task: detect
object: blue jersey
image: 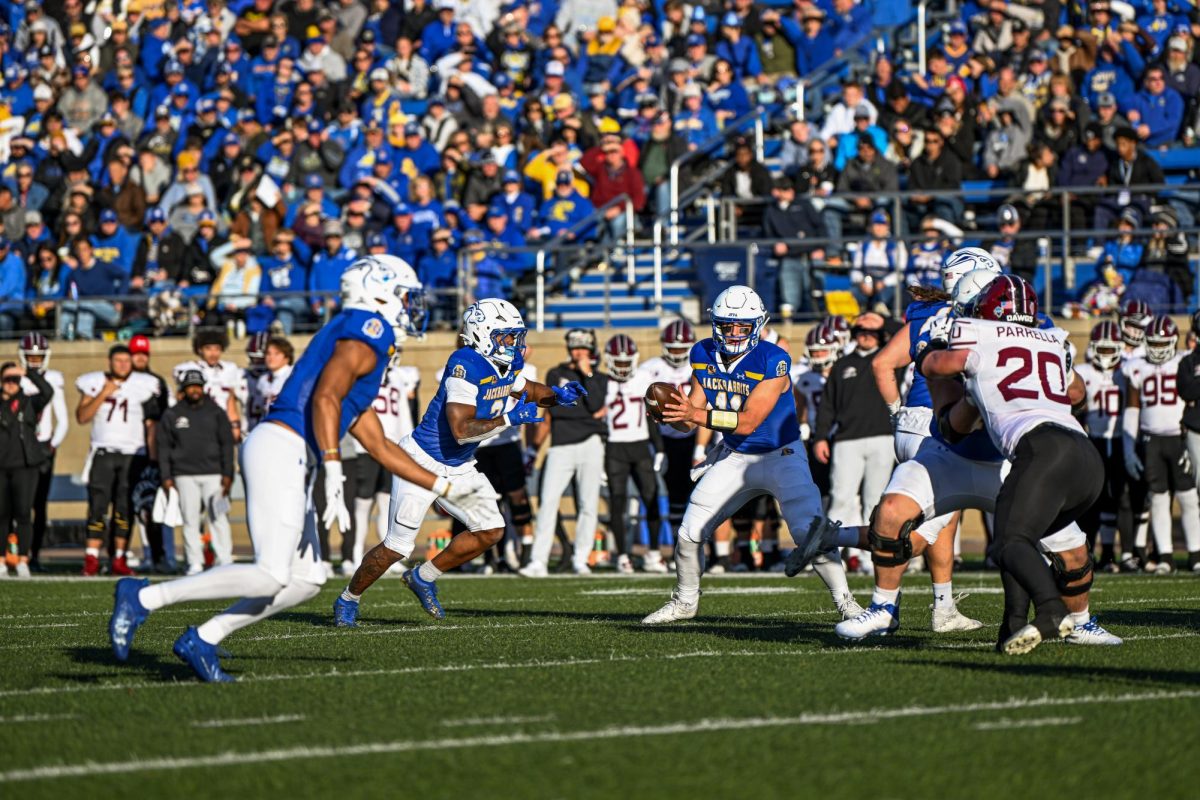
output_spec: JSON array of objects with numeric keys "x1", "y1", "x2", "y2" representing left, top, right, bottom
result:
[
  {"x1": 904, "y1": 299, "x2": 950, "y2": 410},
  {"x1": 690, "y1": 339, "x2": 798, "y2": 454},
  {"x1": 264, "y1": 309, "x2": 395, "y2": 453},
  {"x1": 412, "y1": 347, "x2": 527, "y2": 467}
]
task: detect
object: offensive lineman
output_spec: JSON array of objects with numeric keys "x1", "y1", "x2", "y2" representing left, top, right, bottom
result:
[
  {"x1": 334, "y1": 299, "x2": 588, "y2": 623},
  {"x1": 109, "y1": 256, "x2": 491, "y2": 682},
  {"x1": 643, "y1": 285, "x2": 859, "y2": 624},
  {"x1": 18, "y1": 334, "x2": 68, "y2": 571}
]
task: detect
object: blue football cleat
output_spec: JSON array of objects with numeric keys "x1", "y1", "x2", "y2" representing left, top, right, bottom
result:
[
  {"x1": 402, "y1": 568, "x2": 445, "y2": 619},
  {"x1": 333, "y1": 595, "x2": 359, "y2": 627},
  {"x1": 173, "y1": 627, "x2": 235, "y2": 683},
  {"x1": 109, "y1": 577, "x2": 150, "y2": 662}
]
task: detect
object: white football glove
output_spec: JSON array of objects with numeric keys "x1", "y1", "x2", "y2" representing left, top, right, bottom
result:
[
  {"x1": 926, "y1": 314, "x2": 953, "y2": 344},
  {"x1": 321, "y1": 460, "x2": 352, "y2": 532},
  {"x1": 435, "y1": 474, "x2": 501, "y2": 529},
  {"x1": 653, "y1": 451, "x2": 666, "y2": 473}
]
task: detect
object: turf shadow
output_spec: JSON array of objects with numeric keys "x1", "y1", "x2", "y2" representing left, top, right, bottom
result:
[
  {"x1": 903, "y1": 657, "x2": 1200, "y2": 689},
  {"x1": 626, "y1": 618, "x2": 904, "y2": 649},
  {"x1": 61, "y1": 645, "x2": 198, "y2": 682},
  {"x1": 1095, "y1": 608, "x2": 1200, "y2": 633},
  {"x1": 442, "y1": 607, "x2": 647, "y2": 624}
]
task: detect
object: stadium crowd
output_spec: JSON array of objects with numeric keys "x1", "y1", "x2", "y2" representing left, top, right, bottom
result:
[{"x1": 0, "y1": 0, "x2": 1196, "y2": 339}]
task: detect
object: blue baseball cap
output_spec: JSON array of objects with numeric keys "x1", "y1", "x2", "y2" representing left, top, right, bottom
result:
[
  {"x1": 366, "y1": 232, "x2": 386, "y2": 248},
  {"x1": 503, "y1": 169, "x2": 520, "y2": 183},
  {"x1": 686, "y1": 33, "x2": 706, "y2": 47},
  {"x1": 197, "y1": 97, "x2": 215, "y2": 114},
  {"x1": 392, "y1": 202, "x2": 411, "y2": 216},
  {"x1": 172, "y1": 84, "x2": 191, "y2": 97},
  {"x1": 721, "y1": 12, "x2": 741, "y2": 27},
  {"x1": 165, "y1": 59, "x2": 184, "y2": 75},
  {"x1": 222, "y1": 131, "x2": 240, "y2": 147},
  {"x1": 691, "y1": 7, "x2": 706, "y2": 21},
  {"x1": 0, "y1": 236, "x2": 10, "y2": 250},
  {"x1": 99, "y1": 209, "x2": 118, "y2": 224},
  {"x1": 948, "y1": 20, "x2": 967, "y2": 35},
  {"x1": 304, "y1": 173, "x2": 323, "y2": 189},
  {"x1": 4, "y1": 64, "x2": 25, "y2": 82},
  {"x1": 197, "y1": 210, "x2": 216, "y2": 224},
  {"x1": 145, "y1": 208, "x2": 167, "y2": 224},
  {"x1": 555, "y1": 171, "x2": 573, "y2": 186},
  {"x1": 374, "y1": 147, "x2": 392, "y2": 164},
  {"x1": 493, "y1": 73, "x2": 512, "y2": 90},
  {"x1": 870, "y1": 209, "x2": 890, "y2": 225},
  {"x1": 487, "y1": 203, "x2": 507, "y2": 218},
  {"x1": 403, "y1": 120, "x2": 422, "y2": 136},
  {"x1": 307, "y1": 118, "x2": 323, "y2": 133}
]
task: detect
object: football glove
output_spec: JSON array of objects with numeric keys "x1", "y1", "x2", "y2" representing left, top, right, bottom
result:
[
  {"x1": 926, "y1": 314, "x2": 953, "y2": 345},
  {"x1": 551, "y1": 381, "x2": 588, "y2": 406},
  {"x1": 320, "y1": 460, "x2": 352, "y2": 532},
  {"x1": 505, "y1": 393, "x2": 544, "y2": 425},
  {"x1": 653, "y1": 451, "x2": 666, "y2": 473}
]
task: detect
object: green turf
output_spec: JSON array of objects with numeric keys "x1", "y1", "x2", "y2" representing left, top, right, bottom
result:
[{"x1": 1, "y1": 570, "x2": 1198, "y2": 799}]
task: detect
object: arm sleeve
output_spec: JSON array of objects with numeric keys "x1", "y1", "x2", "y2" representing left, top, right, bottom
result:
[
  {"x1": 25, "y1": 369, "x2": 53, "y2": 415},
  {"x1": 158, "y1": 413, "x2": 176, "y2": 481},
  {"x1": 813, "y1": 366, "x2": 838, "y2": 441}
]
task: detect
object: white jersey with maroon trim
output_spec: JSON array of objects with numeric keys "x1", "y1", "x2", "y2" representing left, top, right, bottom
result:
[
  {"x1": 1126, "y1": 354, "x2": 1185, "y2": 436},
  {"x1": 172, "y1": 359, "x2": 244, "y2": 414},
  {"x1": 1120, "y1": 345, "x2": 1146, "y2": 381},
  {"x1": 21, "y1": 368, "x2": 68, "y2": 446},
  {"x1": 75, "y1": 371, "x2": 162, "y2": 454},
  {"x1": 255, "y1": 364, "x2": 293, "y2": 422},
  {"x1": 950, "y1": 318, "x2": 1083, "y2": 457},
  {"x1": 639, "y1": 355, "x2": 692, "y2": 439},
  {"x1": 791, "y1": 366, "x2": 826, "y2": 426},
  {"x1": 1075, "y1": 362, "x2": 1124, "y2": 439},
  {"x1": 243, "y1": 365, "x2": 270, "y2": 430},
  {"x1": 606, "y1": 369, "x2": 653, "y2": 444}
]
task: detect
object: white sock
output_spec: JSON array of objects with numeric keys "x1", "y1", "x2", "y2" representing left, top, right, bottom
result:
[
  {"x1": 417, "y1": 561, "x2": 443, "y2": 582},
  {"x1": 353, "y1": 497, "x2": 373, "y2": 562},
  {"x1": 340, "y1": 587, "x2": 360, "y2": 603},
  {"x1": 1135, "y1": 518, "x2": 1150, "y2": 548},
  {"x1": 673, "y1": 538, "x2": 702, "y2": 604},
  {"x1": 1177, "y1": 489, "x2": 1200, "y2": 551},
  {"x1": 1150, "y1": 492, "x2": 1174, "y2": 556},
  {"x1": 1069, "y1": 606, "x2": 1090, "y2": 627},
  {"x1": 812, "y1": 551, "x2": 850, "y2": 602},
  {"x1": 714, "y1": 540, "x2": 731, "y2": 557},
  {"x1": 835, "y1": 525, "x2": 862, "y2": 548},
  {"x1": 138, "y1": 564, "x2": 283, "y2": 612},
  {"x1": 871, "y1": 586, "x2": 900, "y2": 607},
  {"x1": 86, "y1": 546, "x2": 99, "y2": 558},
  {"x1": 932, "y1": 581, "x2": 954, "y2": 610},
  {"x1": 195, "y1": 579, "x2": 322, "y2": 646}
]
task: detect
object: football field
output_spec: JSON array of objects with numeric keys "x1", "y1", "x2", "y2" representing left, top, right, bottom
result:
[{"x1": 1, "y1": 570, "x2": 1198, "y2": 799}]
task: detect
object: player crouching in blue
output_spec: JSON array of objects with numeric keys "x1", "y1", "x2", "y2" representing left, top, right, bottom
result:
[
  {"x1": 334, "y1": 299, "x2": 587, "y2": 626},
  {"x1": 643, "y1": 286, "x2": 862, "y2": 624},
  {"x1": 109, "y1": 256, "x2": 493, "y2": 682}
]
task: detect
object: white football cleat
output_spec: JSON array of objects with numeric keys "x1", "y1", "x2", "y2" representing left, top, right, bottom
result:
[
  {"x1": 1065, "y1": 616, "x2": 1123, "y2": 646},
  {"x1": 573, "y1": 563, "x2": 592, "y2": 576},
  {"x1": 835, "y1": 591, "x2": 865, "y2": 621},
  {"x1": 616, "y1": 554, "x2": 634, "y2": 574},
  {"x1": 518, "y1": 561, "x2": 549, "y2": 578},
  {"x1": 1001, "y1": 616, "x2": 1073, "y2": 655},
  {"x1": 641, "y1": 551, "x2": 669, "y2": 574},
  {"x1": 835, "y1": 596, "x2": 899, "y2": 640},
  {"x1": 930, "y1": 594, "x2": 984, "y2": 633},
  {"x1": 14, "y1": 562, "x2": 31, "y2": 579},
  {"x1": 185, "y1": 563, "x2": 204, "y2": 576},
  {"x1": 339, "y1": 560, "x2": 357, "y2": 577},
  {"x1": 322, "y1": 561, "x2": 335, "y2": 579},
  {"x1": 641, "y1": 591, "x2": 699, "y2": 625}
]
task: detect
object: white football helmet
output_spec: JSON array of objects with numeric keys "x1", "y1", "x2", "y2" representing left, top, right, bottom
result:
[
  {"x1": 951, "y1": 268, "x2": 1001, "y2": 316},
  {"x1": 710, "y1": 285, "x2": 768, "y2": 356},
  {"x1": 941, "y1": 247, "x2": 1000, "y2": 293},
  {"x1": 341, "y1": 254, "x2": 426, "y2": 341},
  {"x1": 462, "y1": 298, "x2": 527, "y2": 368}
]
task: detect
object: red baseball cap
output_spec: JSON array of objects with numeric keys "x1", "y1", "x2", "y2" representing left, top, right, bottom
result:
[{"x1": 129, "y1": 334, "x2": 151, "y2": 354}]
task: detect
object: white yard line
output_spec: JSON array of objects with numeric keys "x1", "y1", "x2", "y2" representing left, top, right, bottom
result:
[
  {"x1": 191, "y1": 715, "x2": 306, "y2": 729},
  {"x1": 440, "y1": 714, "x2": 556, "y2": 728},
  {"x1": 0, "y1": 714, "x2": 78, "y2": 724},
  {"x1": 580, "y1": 587, "x2": 796, "y2": 596},
  {"x1": 972, "y1": 716, "x2": 1082, "y2": 731},
  {"x1": 3, "y1": 688, "x2": 1198, "y2": 783}
]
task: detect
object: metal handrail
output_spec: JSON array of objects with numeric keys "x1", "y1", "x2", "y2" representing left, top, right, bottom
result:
[
  {"x1": 668, "y1": 107, "x2": 766, "y2": 246},
  {"x1": 917, "y1": 1, "x2": 928, "y2": 74}
]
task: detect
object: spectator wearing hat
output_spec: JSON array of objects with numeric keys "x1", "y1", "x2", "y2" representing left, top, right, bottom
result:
[
  {"x1": 396, "y1": 120, "x2": 441, "y2": 177},
  {"x1": 989, "y1": 203, "x2": 1039, "y2": 281},
  {"x1": 159, "y1": 368, "x2": 236, "y2": 575},
  {"x1": 158, "y1": 152, "x2": 218, "y2": 217},
  {"x1": 59, "y1": 236, "x2": 126, "y2": 339},
  {"x1": 207, "y1": 133, "x2": 246, "y2": 206},
  {"x1": 133, "y1": 208, "x2": 184, "y2": 293},
  {"x1": 850, "y1": 210, "x2": 905, "y2": 310},
  {"x1": 166, "y1": 183, "x2": 213, "y2": 245},
  {"x1": 493, "y1": 169, "x2": 538, "y2": 229},
  {"x1": 309, "y1": 219, "x2": 357, "y2": 316},
  {"x1": 672, "y1": 83, "x2": 718, "y2": 149},
  {"x1": 417, "y1": 227, "x2": 458, "y2": 319},
  {"x1": 292, "y1": 121, "x2": 346, "y2": 190},
  {"x1": 833, "y1": 107, "x2": 888, "y2": 172},
  {"x1": 0, "y1": 238, "x2": 24, "y2": 334},
  {"x1": 762, "y1": 175, "x2": 826, "y2": 317},
  {"x1": 91, "y1": 209, "x2": 137, "y2": 277},
  {"x1": 3, "y1": 65, "x2": 33, "y2": 118},
  {"x1": 461, "y1": 150, "x2": 504, "y2": 221},
  {"x1": 260, "y1": 231, "x2": 309, "y2": 334},
  {"x1": 681, "y1": 32, "x2": 717, "y2": 84},
  {"x1": 1095, "y1": 207, "x2": 1146, "y2": 289},
  {"x1": 208, "y1": 235, "x2": 262, "y2": 323},
  {"x1": 1127, "y1": 66, "x2": 1184, "y2": 149},
  {"x1": 1137, "y1": 207, "x2": 1192, "y2": 303},
  {"x1": 715, "y1": 12, "x2": 761, "y2": 81},
  {"x1": 585, "y1": 136, "x2": 646, "y2": 243},
  {"x1": 10, "y1": 161, "x2": 48, "y2": 219},
  {"x1": 1092, "y1": 91, "x2": 1130, "y2": 150},
  {"x1": 299, "y1": 32, "x2": 348, "y2": 82},
  {"x1": 532, "y1": 170, "x2": 596, "y2": 240},
  {"x1": 385, "y1": 202, "x2": 426, "y2": 265},
  {"x1": 58, "y1": 64, "x2": 108, "y2": 133},
  {"x1": 176, "y1": 210, "x2": 223, "y2": 296},
  {"x1": 339, "y1": 122, "x2": 393, "y2": 188},
  {"x1": 835, "y1": 133, "x2": 898, "y2": 229},
  {"x1": 1058, "y1": 121, "x2": 1109, "y2": 235},
  {"x1": 15, "y1": 2, "x2": 65, "y2": 53},
  {"x1": 981, "y1": 97, "x2": 1031, "y2": 181},
  {"x1": 15, "y1": 210, "x2": 50, "y2": 277},
  {"x1": 138, "y1": 16, "x2": 174, "y2": 84},
  {"x1": 754, "y1": 9, "x2": 797, "y2": 79},
  {"x1": 483, "y1": 202, "x2": 534, "y2": 276},
  {"x1": 1095, "y1": 125, "x2": 1165, "y2": 230}
]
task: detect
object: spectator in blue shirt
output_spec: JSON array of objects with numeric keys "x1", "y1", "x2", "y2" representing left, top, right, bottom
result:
[
  {"x1": 139, "y1": 17, "x2": 174, "y2": 84},
  {"x1": 339, "y1": 122, "x2": 392, "y2": 189},
  {"x1": 384, "y1": 205, "x2": 427, "y2": 266},
  {"x1": 828, "y1": 0, "x2": 873, "y2": 57},
  {"x1": 534, "y1": 171, "x2": 596, "y2": 240},
  {"x1": 774, "y1": 6, "x2": 834, "y2": 77},
  {"x1": 1137, "y1": 0, "x2": 1189, "y2": 51},
  {"x1": 90, "y1": 210, "x2": 137, "y2": 276},
  {"x1": 1127, "y1": 66, "x2": 1185, "y2": 149},
  {"x1": 1082, "y1": 39, "x2": 1139, "y2": 113},
  {"x1": 706, "y1": 59, "x2": 752, "y2": 127},
  {"x1": 260, "y1": 230, "x2": 309, "y2": 334},
  {"x1": 483, "y1": 203, "x2": 534, "y2": 276},
  {"x1": 493, "y1": 170, "x2": 538, "y2": 230},
  {"x1": 715, "y1": 13, "x2": 762, "y2": 81},
  {"x1": 834, "y1": 107, "x2": 889, "y2": 171},
  {"x1": 307, "y1": 220, "x2": 358, "y2": 317},
  {"x1": 396, "y1": 121, "x2": 441, "y2": 177},
  {"x1": 420, "y1": 1, "x2": 459, "y2": 64},
  {"x1": 417, "y1": 227, "x2": 459, "y2": 322},
  {"x1": 673, "y1": 84, "x2": 719, "y2": 148},
  {"x1": 0, "y1": 238, "x2": 24, "y2": 335},
  {"x1": 59, "y1": 237, "x2": 127, "y2": 340}
]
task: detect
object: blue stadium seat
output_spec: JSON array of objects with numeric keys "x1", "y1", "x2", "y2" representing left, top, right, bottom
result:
[{"x1": 1147, "y1": 148, "x2": 1200, "y2": 173}]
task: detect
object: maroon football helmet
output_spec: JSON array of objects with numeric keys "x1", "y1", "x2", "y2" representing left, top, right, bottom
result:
[
  {"x1": 805, "y1": 322, "x2": 840, "y2": 369},
  {"x1": 969, "y1": 274, "x2": 1038, "y2": 327},
  {"x1": 247, "y1": 331, "x2": 272, "y2": 363},
  {"x1": 18, "y1": 332, "x2": 50, "y2": 369},
  {"x1": 661, "y1": 318, "x2": 695, "y2": 367},
  {"x1": 1144, "y1": 315, "x2": 1178, "y2": 364},
  {"x1": 604, "y1": 334, "x2": 639, "y2": 381},
  {"x1": 821, "y1": 314, "x2": 850, "y2": 349},
  {"x1": 1119, "y1": 299, "x2": 1153, "y2": 347},
  {"x1": 1086, "y1": 320, "x2": 1122, "y2": 370}
]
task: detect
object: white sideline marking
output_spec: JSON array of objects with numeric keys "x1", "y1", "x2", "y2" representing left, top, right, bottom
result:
[
  {"x1": 0, "y1": 648, "x2": 882, "y2": 700},
  {"x1": 5, "y1": 622, "x2": 82, "y2": 630},
  {"x1": 3, "y1": 689, "x2": 1198, "y2": 783},
  {"x1": 581, "y1": 587, "x2": 794, "y2": 597},
  {"x1": 191, "y1": 715, "x2": 306, "y2": 729},
  {"x1": 973, "y1": 716, "x2": 1082, "y2": 731},
  {"x1": 440, "y1": 714, "x2": 555, "y2": 728},
  {"x1": 0, "y1": 714, "x2": 78, "y2": 724}
]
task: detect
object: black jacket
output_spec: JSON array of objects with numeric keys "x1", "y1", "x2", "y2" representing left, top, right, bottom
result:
[
  {"x1": 0, "y1": 369, "x2": 52, "y2": 470},
  {"x1": 158, "y1": 395, "x2": 235, "y2": 480},
  {"x1": 545, "y1": 363, "x2": 609, "y2": 446},
  {"x1": 761, "y1": 199, "x2": 826, "y2": 256},
  {"x1": 1175, "y1": 348, "x2": 1200, "y2": 434},
  {"x1": 813, "y1": 348, "x2": 903, "y2": 443}
]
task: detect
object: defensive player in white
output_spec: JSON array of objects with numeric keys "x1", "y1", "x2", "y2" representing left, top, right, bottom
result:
[
  {"x1": 921, "y1": 275, "x2": 1104, "y2": 654},
  {"x1": 1075, "y1": 321, "x2": 1126, "y2": 571},
  {"x1": 643, "y1": 286, "x2": 860, "y2": 624},
  {"x1": 1123, "y1": 316, "x2": 1200, "y2": 573},
  {"x1": 253, "y1": 335, "x2": 295, "y2": 421},
  {"x1": 173, "y1": 329, "x2": 246, "y2": 440},
  {"x1": 334, "y1": 299, "x2": 587, "y2": 624},
  {"x1": 109, "y1": 256, "x2": 489, "y2": 682},
  {"x1": 18, "y1": 333, "x2": 69, "y2": 572},
  {"x1": 1116, "y1": 298, "x2": 1153, "y2": 569},
  {"x1": 603, "y1": 334, "x2": 666, "y2": 573},
  {"x1": 640, "y1": 319, "x2": 697, "y2": 539},
  {"x1": 242, "y1": 332, "x2": 273, "y2": 431},
  {"x1": 77, "y1": 345, "x2": 163, "y2": 577}
]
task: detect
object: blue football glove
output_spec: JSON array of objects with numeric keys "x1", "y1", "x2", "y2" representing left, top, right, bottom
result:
[
  {"x1": 551, "y1": 381, "x2": 588, "y2": 407},
  {"x1": 505, "y1": 393, "x2": 544, "y2": 426}
]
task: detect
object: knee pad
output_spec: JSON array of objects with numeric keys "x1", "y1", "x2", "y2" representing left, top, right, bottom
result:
[
  {"x1": 382, "y1": 526, "x2": 417, "y2": 558},
  {"x1": 868, "y1": 508, "x2": 922, "y2": 567},
  {"x1": 253, "y1": 564, "x2": 290, "y2": 596},
  {"x1": 509, "y1": 496, "x2": 532, "y2": 527},
  {"x1": 1049, "y1": 551, "x2": 1094, "y2": 596}
]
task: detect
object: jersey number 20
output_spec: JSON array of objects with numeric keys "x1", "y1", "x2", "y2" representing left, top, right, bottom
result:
[{"x1": 996, "y1": 347, "x2": 1070, "y2": 404}]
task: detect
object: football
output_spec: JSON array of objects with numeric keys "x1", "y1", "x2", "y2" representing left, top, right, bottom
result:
[{"x1": 645, "y1": 381, "x2": 691, "y2": 432}]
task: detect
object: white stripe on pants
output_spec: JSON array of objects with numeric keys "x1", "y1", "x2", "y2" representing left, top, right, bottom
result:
[
  {"x1": 531, "y1": 435, "x2": 605, "y2": 569},
  {"x1": 175, "y1": 474, "x2": 233, "y2": 568},
  {"x1": 828, "y1": 435, "x2": 896, "y2": 527}
]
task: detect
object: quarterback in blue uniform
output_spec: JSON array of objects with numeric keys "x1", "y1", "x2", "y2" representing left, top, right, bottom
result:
[
  {"x1": 335, "y1": 298, "x2": 587, "y2": 625},
  {"x1": 109, "y1": 256, "x2": 492, "y2": 682},
  {"x1": 642, "y1": 286, "x2": 859, "y2": 625}
]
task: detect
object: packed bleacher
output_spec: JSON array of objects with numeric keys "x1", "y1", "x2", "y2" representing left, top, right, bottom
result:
[{"x1": 0, "y1": 0, "x2": 1198, "y2": 339}]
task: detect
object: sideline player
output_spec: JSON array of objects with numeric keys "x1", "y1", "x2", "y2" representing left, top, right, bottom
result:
[
  {"x1": 18, "y1": 334, "x2": 68, "y2": 571},
  {"x1": 1123, "y1": 316, "x2": 1200, "y2": 573},
  {"x1": 1075, "y1": 321, "x2": 1125, "y2": 570},
  {"x1": 109, "y1": 256, "x2": 491, "y2": 682},
  {"x1": 792, "y1": 322, "x2": 837, "y2": 506},
  {"x1": 173, "y1": 329, "x2": 245, "y2": 441},
  {"x1": 642, "y1": 286, "x2": 859, "y2": 624},
  {"x1": 1117, "y1": 299, "x2": 1152, "y2": 569},
  {"x1": 242, "y1": 332, "x2": 274, "y2": 431},
  {"x1": 335, "y1": 299, "x2": 587, "y2": 622},
  {"x1": 641, "y1": 319, "x2": 698, "y2": 532},
  {"x1": 921, "y1": 275, "x2": 1104, "y2": 654}
]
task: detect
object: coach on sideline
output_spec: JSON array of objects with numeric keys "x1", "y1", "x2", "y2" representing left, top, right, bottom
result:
[
  {"x1": 158, "y1": 370, "x2": 236, "y2": 575},
  {"x1": 813, "y1": 313, "x2": 903, "y2": 569}
]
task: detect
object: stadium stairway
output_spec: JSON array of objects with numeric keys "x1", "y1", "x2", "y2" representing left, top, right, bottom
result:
[{"x1": 541, "y1": 247, "x2": 698, "y2": 329}]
